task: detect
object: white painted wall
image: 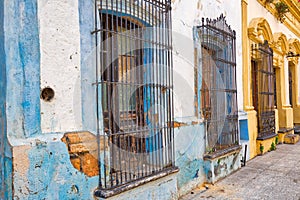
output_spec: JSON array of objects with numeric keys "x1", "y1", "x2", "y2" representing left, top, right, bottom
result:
[
  {"x1": 172, "y1": 0, "x2": 197, "y2": 121},
  {"x1": 248, "y1": 0, "x2": 300, "y2": 106},
  {"x1": 172, "y1": 0, "x2": 243, "y2": 121},
  {"x1": 38, "y1": 0, "x2": 82, "y2": 133},
  {"x1": 37, "y1": 0, "x2": 244, "y2": 131}
]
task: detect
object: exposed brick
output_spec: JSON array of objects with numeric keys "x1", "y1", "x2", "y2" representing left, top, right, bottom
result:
[
  {"x1": 70, "y1": 157, "x2": 81, "y2": 171},
  {"x1": 69, "y1": 143, "x2": 89, "y2": 154},
  {"x1": 80, "y1": 153, "x2": 99, "y2": 177},
  {"x1": 61, "y1": 131, "x2": 108, "y2": 177},
  {"x1": 62, "y1": 132, "x2": 108, "y2": 152},
  {"x1": 65, "y1": 133, "x2": 82, "y2": 144},
  {"x1": 77, "y1": 132, "x2": 96, "y2": 143}
]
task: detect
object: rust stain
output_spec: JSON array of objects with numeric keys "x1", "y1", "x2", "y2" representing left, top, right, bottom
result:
[{"x1": 168, "y1": 121, "x2": 188, "y2": 128}]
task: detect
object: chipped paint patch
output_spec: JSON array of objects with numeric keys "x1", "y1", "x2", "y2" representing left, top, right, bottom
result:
[
  {"x1": 13, "y1": 145, "x2": 30, "y2": 175},
  {"x1": 175, "y1": 124, "x2": 206, "y2": 196},
  {"x1": 204, "y1": 150, "x2": 241, "y2": 184}
]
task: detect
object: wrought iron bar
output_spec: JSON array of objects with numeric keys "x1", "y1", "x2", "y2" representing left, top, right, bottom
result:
[
  {"x1": 251, "y1": 41, "x2": 276, "y2": 139},
  {"x1": 198, "y1": 14, "x2": 239, "y2": 152},
  {"x1": 94, "y1": 0, "x2": 174, "y2": 190}
]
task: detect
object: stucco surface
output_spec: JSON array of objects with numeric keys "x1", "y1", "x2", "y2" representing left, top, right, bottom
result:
[
  {"x1": 174, "y1": 124, "x2": 206, "y2": 196},
  {"x1": 38, "y1": 0, "x2": 82, "y2": 133},
  {"x1": 13, "y1": 141, "x2": 98, "y2": 200},
  {"x1": 2, "y1": 0, "x2": 245, "y2": 199}
]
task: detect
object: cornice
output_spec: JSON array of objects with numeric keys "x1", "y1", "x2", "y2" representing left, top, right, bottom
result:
[{"x1": 257, "y1": 0, "x2": 300, "y2": 38}]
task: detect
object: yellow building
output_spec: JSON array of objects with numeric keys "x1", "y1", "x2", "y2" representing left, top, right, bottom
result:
[{"x1": 242, "y1": 0, "x2": 300, "y2": 158}]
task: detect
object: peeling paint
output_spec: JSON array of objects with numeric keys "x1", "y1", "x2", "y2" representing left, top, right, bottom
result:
[
  {"x1": 204, "y1": 150, "x2": 242, "y2": 184},
  {"x1": 13, "y1": 145, "x2": 30, "y2": 176},
  {"x1": 2, "y1": 0, "x2": 245, "y2": 199},
  {"x1": 175, "y1": 124, "x2": 206, "y2": 196},
  {"x1": 13, "y1": 141, "x2": 98, "y2": 199}
]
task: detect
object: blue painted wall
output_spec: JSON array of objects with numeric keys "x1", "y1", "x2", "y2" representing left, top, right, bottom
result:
[
  {"x1": 0, "y1": 0, "x2": 5, "y2": 195},
  {"x1": 239, "y1": 119, "x2": 249, "y2": 140},
  {"x1": 0, "y1": 0, "x2": 12, "y2": 198},
  {"x1": 5, "y1": 0, "x2": 41, "y2": 139},
  {"x1": 175, "y1": 124, "x2": 206, "y2": 196},
  {"x1": 79, "y1": 0, "x2": 98, "y2": 133},
  {"x1": 3, "y1": 0, "x2": 41, "y2": 198},
  {"x1": 13, "y1": 142, "x2": 98, "y2": 199}
]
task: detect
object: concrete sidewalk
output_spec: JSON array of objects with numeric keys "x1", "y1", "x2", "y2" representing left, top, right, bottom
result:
[{"x1": 181, "y1": 142, "x2": 300, "y2": 200}]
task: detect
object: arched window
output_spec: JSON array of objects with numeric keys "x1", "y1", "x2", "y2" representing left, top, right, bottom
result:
[{"x1": 251, "y1": 41, "x2": 276, "y2": 139}]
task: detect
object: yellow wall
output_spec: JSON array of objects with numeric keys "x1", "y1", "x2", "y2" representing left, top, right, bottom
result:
[
  {"x1": 247, "y1": 110, "x2": 258, "y2": 159},
  {"x1": 289, "y1": 41, "x2": 300, "y2": 124},
  {"x1": 278, "y1": 107, "x2": 294, "y2": 128},
  {"x1": 294, "y1": 107, "x2": 300, "y2": 124},
  {"x1": 256, "y1": 137, "x2": 277, "y2": 155},
  {"x1": 242, "y1": 0, "x2": 299, "y2": 158}
]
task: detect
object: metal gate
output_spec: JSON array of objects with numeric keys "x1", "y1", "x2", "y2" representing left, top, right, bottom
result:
[{"x1": 252, "y1": 41, "x2": 276, "y2": 139}]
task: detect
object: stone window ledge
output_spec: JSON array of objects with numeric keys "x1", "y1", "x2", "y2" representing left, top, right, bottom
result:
[
  {"x1": 94, "y1": 167, "x2": 179, "y2": 199},
  {"x1": 203, "y1": 145, "x2": 242, "y2": 160},
  {"x1": 257, "y1": 133, "x2": 278, "y2": 141},
  {"x1": 278, "y1": 127, "x2": 294, "y2": 133}
]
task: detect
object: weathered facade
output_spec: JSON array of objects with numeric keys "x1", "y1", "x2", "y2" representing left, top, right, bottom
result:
[{"x1": 2, "y1": 0, "x2": 299, "y2": 199}]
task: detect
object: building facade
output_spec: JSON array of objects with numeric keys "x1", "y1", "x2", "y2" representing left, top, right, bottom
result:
[
  {"x1": 0, "y1": 0, "x2": 299, "y2": 199},
  {"x1": 242, "y1": 0, "x2": 300, "y2": 158}
]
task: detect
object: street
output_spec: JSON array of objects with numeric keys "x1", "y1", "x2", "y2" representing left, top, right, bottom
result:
[{"x1": 181, "y1": 141, "x2": 300, "y2": 200}]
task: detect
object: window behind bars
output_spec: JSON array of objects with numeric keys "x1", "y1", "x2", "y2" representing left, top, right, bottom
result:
[
  {"x1": 198, "y1": 15, "x2": 238, "y2": 152},
  {"x1": 251, "y1": 41, "x2": 276, "y2": 139},
  {"x1": 93, "y1": 0, "x2": 174, "y2": 192}
]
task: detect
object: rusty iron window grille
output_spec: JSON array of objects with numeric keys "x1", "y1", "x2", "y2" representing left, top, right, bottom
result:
[
  {"x1": 92, "y1": 0, "x2": 175, "y2": 196},
  {"x1": 251, "y1": 40, "x2": 276, "y2": 140},
  {"x1": 198, "y1": 14, "x2": 239, "y2": 153}
]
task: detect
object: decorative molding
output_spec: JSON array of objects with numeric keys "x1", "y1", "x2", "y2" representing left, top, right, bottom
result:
[
  {"x1": 257, "y1": 0, "x2": 300, "y2": 38},
  {"x1": 248, "y1": 18, "x2": 274, "y2": 43},
  {"x1": 289, "y1": 38, "x2": 300, "y2": 54},
  {"x1": 273, "y1": 32, "x2": 289, "y2": 55},
  {"x1": 288, "y1": 39, "x2": 300, "y2": 64}
]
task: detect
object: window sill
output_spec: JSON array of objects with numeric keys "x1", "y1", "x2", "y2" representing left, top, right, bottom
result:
[
  {"x1": 94, "y1": 167, "x2": 179, "y2": 198},
  {"x1": 278, "y1": 127, "x2": 294, "y2": 133},
  {"x1": 257, "y1": 133, "x2": 278, "y2": 140},
  {"x1": 203, "y1": 145, "x2": 242, "y2": 160}
]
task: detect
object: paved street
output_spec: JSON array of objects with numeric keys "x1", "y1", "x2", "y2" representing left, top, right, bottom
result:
[{"x1": 181, "y1": 142, "x2": 300, "y2": 200}]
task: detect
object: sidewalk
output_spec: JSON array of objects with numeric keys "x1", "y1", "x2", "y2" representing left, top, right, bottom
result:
[{"x1": 180, "y1": 142, "x2": 300, "y2": 200}]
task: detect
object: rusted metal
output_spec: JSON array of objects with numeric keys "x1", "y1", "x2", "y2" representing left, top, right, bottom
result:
[
  {"x1": 198, "y1": 14, "x2": 239, "y2": 152},
  {"x1": 93, "y1": 0, "x2": 174, "y2": 193},
  {"x1": 251, "y1": 41, "x2": 276, "y2": 139}
]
